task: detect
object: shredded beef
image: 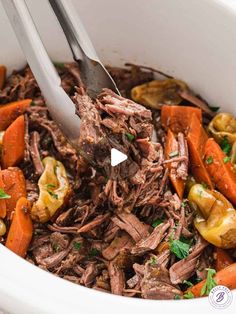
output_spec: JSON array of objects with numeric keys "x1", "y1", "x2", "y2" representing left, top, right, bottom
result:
[{"x1": 1, "y1": 62, "x2": 216, "y2": 300}]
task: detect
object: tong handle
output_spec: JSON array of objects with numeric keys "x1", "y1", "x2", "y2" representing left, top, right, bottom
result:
[
  {"x1": 1, "y1": 0, "x2": 81, "y2": 142},
  {"x1": 49, "y1": 0, "x2": 99, "y2": 62}
]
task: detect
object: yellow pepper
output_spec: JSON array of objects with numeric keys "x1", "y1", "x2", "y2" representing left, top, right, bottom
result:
[
  {"x1": 188, "y1": 184, "x2": 236, "y2": 248},
  {"x1": 208, "y1": 112, "x2": 236, "y2": 145},
  {"x1": 131, "y1": 79, "x2": 188, "y2": 109},
  {"x1": 31, "y1": 157, "x2": 69, "y2": 223}
]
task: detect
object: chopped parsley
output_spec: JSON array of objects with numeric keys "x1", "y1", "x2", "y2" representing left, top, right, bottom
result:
[
  {"x1": 152, "y1": 219, "x2": 163, "y2": 228},
  {"x1": 47, "y1": 183, "x2": 58, "y2": 199},
  {"x1": 183, "y1": 291, "x2": 194, "y2": 299},
  {"x1": 169, "y1": 238, "x2": 190, "y2": 259},
  {"x1": 126, "y1": 132, "x2": 135, "y2": 141},
  {"x1": 183, "y1": 280, "x2": 193, "y2": 287},
  {"x1": 53, "y1": 61, "x2": 65, "y2": 69},
  {"x1": 52, "y1": 243, "x2": 60, "y2": 252},
  {"x1": 73, "y1": 242, "x2": 82, "y2": 250},
  {"x1": 174, "y1": 295, "x2": 181, "y2": 300},
  {"x1": 47, "y1": 190, "x2": 58, "y2": 199},
  {"x1": 179, "y1": 235, "x2": 194, "y2": 246},
  {"x1": 223, "y1": 156, "x2": 231, "y2": 164},
  {"x1": 209, "y1": 106, "x2": 220, "y2": 112},
  {"x1": 47, "y1": 183, "x2": 56, "y2": 189},
  {"x1": 201, "y1": 182, "x2": 209, "y2": 189},
  {"x1": 150, "y1": 256, "x2": 157, "y2": 266},
  {"x1": 169, "y1": 150, "x2": 179, "y2": 158},
  {"x1": 220, "y1": 137, "x2": 232, "y2": 155},
  {"x1": 0, "y1": 188, "x2": 11, "y2": 199},
  {"x1": 200, "y1": 268, "x2": 217, "y2": 296},
  {"x1": 89, "y1": 248, "x2": 99, "y2": 257},
  {"x1": 205, "y1": 155, "x2": 213, "y2": 165},
  {"x1": 195, "y1": 277, "x2": 202, "y2": 283}
]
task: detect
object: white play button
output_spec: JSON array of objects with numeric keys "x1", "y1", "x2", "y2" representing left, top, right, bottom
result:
[{"x1": 111, "y1": 148, "x2": 127, "y2": 166}]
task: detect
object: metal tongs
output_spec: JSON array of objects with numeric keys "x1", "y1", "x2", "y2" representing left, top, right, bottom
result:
[{"x1": 1, "y1": 0, "x2": 119, "y2": 151}]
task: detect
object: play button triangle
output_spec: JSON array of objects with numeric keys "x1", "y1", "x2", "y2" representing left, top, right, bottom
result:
[{"x1": 111, "y1": 148, "x2": 127, "y2": 166}]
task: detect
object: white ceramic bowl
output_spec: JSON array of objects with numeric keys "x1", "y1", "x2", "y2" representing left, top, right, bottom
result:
[{"x1": 0, "y1": 0, "x2": 236, "y2": 313}]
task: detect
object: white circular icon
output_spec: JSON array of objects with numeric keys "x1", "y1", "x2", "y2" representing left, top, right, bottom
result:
[{"x1": 208, "y1": 285, "x2": 233, "y2": 309}]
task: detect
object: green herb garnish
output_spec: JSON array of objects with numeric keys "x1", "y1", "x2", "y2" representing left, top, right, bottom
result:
[
  {"x1": 223, "y1": 156, "x2": 231, "y2": 164},
  {"x1": 126, "y1": 132, "x2": 135, "y2": 141},
  {"x1": 220, "y1": 137, "x2": 232, "y2": 155},
  {"x1": 53, "y1": 62, "x2": 65, "y2": 69},
  {"x1": 200, "y1": 268, "x2": 217, "y2": 296},
  {"x1": 47, "y1": 190, "x2": 58, "y2": 199},
  {"x1": 201, "y1": 182, "x2": 209, "y2": 189},
  {"x1": 174, "y1": 295, "x2": 181, "y2": 300},
  {"x1": 73, "y1": 242, "x2": 82, "y2": 250},
  {"x1": 89, "y1": 248, "x2": 99, "y2": 257},
  {"x1": 152, "y1": 219, "x2": 163, "y2": 228},
  {"x1": 183, "y1": 280, "x2": 193, "y2": 287},
  {"x1": 150, "y1": 256, "x2": 157, "y2": 266},
  {"x1": 169, "y1": 150, "x2": 179, "y2": 158},
  {"x1": 47, "y1": 184, "x2": 56, "y2": 189},
  {"x1": 183, "y1": 291, "x2": 194, "y2": 299},
  {"x1": 209, "y1": 106, "x2": 220, "y2": 112},
  {"x1": 205, "y1": 155, "x2": 213, "y2": 165},
  {"x1": 169, "y1": 238, "x2": 190, "y2": 259},
  {"x1": 195, "y1": 277, "x2": 202, "y2": 283},
  {"x1": 0, "y1": 188, "x2": 11, "y2": 199},
  {"x1": 181, "y1": 201, "x2": 187, "y2": 208},
  {"x1": 52, "y1": 243, "x2": 60, "y2": 252},
  {"x1": 47, "y1": 183, "x2": 58, "y2": 199},
  {"x1": 179, "y1": 235, "x2": 194, "y2": 246}
]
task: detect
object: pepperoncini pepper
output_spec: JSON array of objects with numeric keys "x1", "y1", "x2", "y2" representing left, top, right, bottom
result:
[
  {"x1": 131, "y1": 79, "x2": 189, "y2": 109},
  {"x1": 31, "y1": 157, "x2": 70, "y2": 223},
  {"x1": 208, "y1": 113, "x2": 236, "y2": 145},
  {"x1": 188, "y1": 184, "x2": 236, "y2": 249}
]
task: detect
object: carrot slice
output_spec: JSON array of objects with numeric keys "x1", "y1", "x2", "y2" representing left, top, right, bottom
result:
[
  {"x1": 2, "y1": 115, "x2": 25, "y2": 169},
  {"x1": 187, "y1": 263, "x2": 236, "y2": 297},
  {"x1": 6, "y1": 197, "x2": 33, "y2": 257},
  {"x1": 204, "y1": 138, "x2": 236, "y2": 205},
  {"x1": 0, "y1": 65, "x2": 6, "y2": 90},
  {"x1": 161, "y1": 105, "x2": 202, "y2": 134},
  {"x1": 215, "y1": 248, "x2": 234, "y2": 272},
  {"x1": 0, "y1": 171, "x2": 7, "y2": 218},
  {"x1": 165, "y1": 129, "x2": 185, "y2": 198},
  {"x1": 187, "y1": 114, "x2": 213, "y2": 188},
  {"x1": 1, "y1": 168, "x2": 26, "y2": 219},
  {"x1": 0, "y1": 99, "x2": 31, "y2": 131}
]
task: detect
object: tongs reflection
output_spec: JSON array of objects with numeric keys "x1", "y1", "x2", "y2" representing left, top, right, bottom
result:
[{"x1": 1, "y1": 0, "x2": 119, "y2": 154}]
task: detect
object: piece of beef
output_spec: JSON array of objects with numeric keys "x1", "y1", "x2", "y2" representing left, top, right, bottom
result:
[
  {"x1": 176, "y1": 132, "x2": 188, "y2": 180},
  {"x1": 80, "y1": 263, "x2": 99, "y2": 287},
  {"x1": 108, "y1": 262, "x2": 125, "y2": 295},
  {"x1": 29, "y1": 131, "x2": 44, "y2": 175},
  {"x1": 111, "y1": 213, "x2": 149, "y2": 242},
  {"x1": 196, "y1": 246, "x2": 214, "y2": 280},
  {"x1": 77, "y1": 213, "x2": 110, "y2": 233},
  {"x1": 131, "y1": 220, "x2": 170, "y2": 255},
  {"x1": 102, "y1": 232, "x2": 134, "y2": 260},
  {"x1": 73, "y1": 87, "x2": 110, "y2": 166},
  {"x1": 141, "y1": 264, "x2": 182, "y2": 299},
  {"x1": 169, "y1": 238, "x2": 208, "y2": 284},
  {"x1": 49, "y1": 232, "x2": 70, "y2": 252},
  {"x1": 27, "y1": 106, "x2": 79, "y2": 173}
]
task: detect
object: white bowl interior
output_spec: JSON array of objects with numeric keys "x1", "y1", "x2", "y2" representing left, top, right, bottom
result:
[{"x1": 0, "y1": 0, "x2": 236, "y2": 313}]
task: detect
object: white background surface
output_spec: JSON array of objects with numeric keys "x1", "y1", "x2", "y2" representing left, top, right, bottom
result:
[{"x1": 0, "y1": 0, "x2": 236, "y2": 313}]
